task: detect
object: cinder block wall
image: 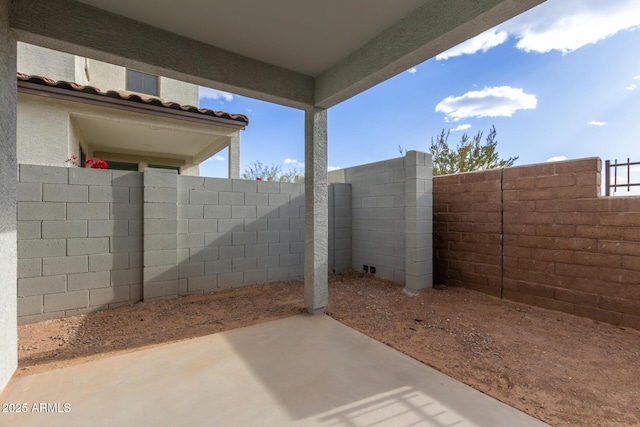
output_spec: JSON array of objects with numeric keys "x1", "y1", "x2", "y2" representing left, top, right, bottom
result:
[
  {"x1": 17, "y1": 165, "x2": 143, "y2": 324},
  {"x1": 434, "y1": 158, "x2": 640, "y2": 329},
  {"x1": 330, "y1": 157, "x2": 407, "y2": 282},
  {"x1": 16, "y1": 162, "x2": 403, "y2": 323},
  {"x1": 432, "y1": 169, "x2": 503, "y2": 296},
  {"x1": 173, "y1": 177, "x2": 306, "y2": 298},
  {"x1": 143, "y1": 169, "x2": 179, "y2": 300},
  {"x1": 329, "y1": 183, "x2": 352, "y2": 273},
  {"x1": 330, "y1": 151, "x2": 433, "y2": 291},
  {"x1": 17, "y1": 165, "x2": 333, "y2": 322}
]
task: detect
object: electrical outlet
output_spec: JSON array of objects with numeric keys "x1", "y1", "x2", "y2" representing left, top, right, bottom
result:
[
  {"x1": 363, "y1": 265, "x2": 369, "y2": 273},
  {"x1": 370, "y1": 266, "x2": 376, "y2": 274}
]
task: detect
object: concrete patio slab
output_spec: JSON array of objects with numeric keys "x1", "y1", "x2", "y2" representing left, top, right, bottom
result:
[{"x1": 0, "y1": 314, "x2": 549, "y2": 426}]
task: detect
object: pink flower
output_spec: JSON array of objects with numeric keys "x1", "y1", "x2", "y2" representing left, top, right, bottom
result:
[
  {"x1": 92, "y1": 160, "x2": 109, "y2": 169},
  {"x1": 256, "y1": 177, "x2": 262, "y2": 181},
  {"x1": 66, "y1": 156, "x2": 108, "y2": 169},
  {"x1": 81, "y1": 158, "x2": 109, "y2": 169}
]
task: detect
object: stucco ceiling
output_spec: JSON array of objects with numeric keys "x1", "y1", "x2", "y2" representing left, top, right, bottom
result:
[{"x1": 75, "y1": 0, "x2": 426, "y2": 77}]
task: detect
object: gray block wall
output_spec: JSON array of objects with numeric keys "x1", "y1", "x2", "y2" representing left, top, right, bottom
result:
[
  {"x1": 17, "y1": 165, "x2": 143, "y2": 324},
  {"x1": 16, "y1": 165, "x2": 317, "y2": 322},
  {"x1": 329, "y1": 183, "x2": 352, "y2": 273},
  {"x1": 330, "y1": 157, "x2": 407, "y2": 282},
  {"x1": 16, "y1": 158, "x2": 429, "y2": 323},
  {"x1": 404, "y1": 151, "x2": 433, "y2": 293},
  {"x1": 329, "y1": 151, "x2": 433, "y2": 290},
  {"x1": 143, "y1": 169, "x2": 178, "y2": 300},
  {"x1": 176, "y1": 177, "x2": 306, "y2": 295}
]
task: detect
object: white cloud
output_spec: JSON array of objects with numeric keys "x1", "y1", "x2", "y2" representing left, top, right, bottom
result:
[
  {"x1": 635, "y1": 75, "x2": 640, "y2": 80},
  {"x1": 546, "y1": 155, "x2": 567, "y2": 162},
  {"x1": 587, "y1": 121, "x2": 607, "y2": 126},
  {"x1": 615, "y1": 165, "x2": 640, "y2": 178},
  {"x1": 436, "y1": 29, "x2": 508, "y2": 60},
  {"x1": 510, "y1": 0, "x2": 640, "y2": 55},
  {"x1": 451, "y1": 124, "x2": 472, "y2": 132},
  {"x1": 626, "y1": 84, "x2": 637, "y2": 91},
  {"x1": 202, "y1": 154, "x2": 225, "y2": 163},
  {"x1": 407, "y1": 67, "x2": 418, "y2": 74},
  {"x1": 436, "y1": 0, "x2": 640, "y2": 59},
  {"x1": 284, "y1": 158, "x2": 304, "y2": 169},
  {"x1": 282, "y1": 159, "x2": 339, "y2": 172},
  {"x1": 199, "y1": 86, "x2": 234, "y2": 102},
  {"x1": 435, "y1": 86, "x2": 537, "y2": 121}
]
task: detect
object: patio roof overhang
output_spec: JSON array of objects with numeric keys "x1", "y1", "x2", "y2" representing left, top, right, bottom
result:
[{"x1": 8, "y1": 0, "x2": 545, "y2": 109}]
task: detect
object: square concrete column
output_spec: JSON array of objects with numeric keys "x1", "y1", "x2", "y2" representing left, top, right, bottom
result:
[
  {"x1": 0, "y1": 0, "x2": 18, "y2": 392},
  {"x1": 404, "y1": 151, "x2": 434, "y2": 294},
  {"x1": 228, "y1": 133, "x2": 240, "y2": 179},
  {"x1": 304, "y1": 107, "x2": 328, "y2": 314}
]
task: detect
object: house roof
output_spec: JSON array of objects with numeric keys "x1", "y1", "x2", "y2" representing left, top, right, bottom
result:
[{"x1": 17, "y1": 73, "x2": 249, "y2": 129}]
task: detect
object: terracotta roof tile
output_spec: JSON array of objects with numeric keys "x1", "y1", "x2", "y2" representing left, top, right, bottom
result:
[{"x1": 17, "y1": 73, "x2": 249, "y2": 125}]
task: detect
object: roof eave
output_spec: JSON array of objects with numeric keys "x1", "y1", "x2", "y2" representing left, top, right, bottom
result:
[{"x1": 17, "y1": 80, "x2": 248, "y2": 131}]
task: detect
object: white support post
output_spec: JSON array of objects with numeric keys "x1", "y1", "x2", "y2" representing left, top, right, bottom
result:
[
  {"x1": 304, "y1": 107, "x2": 328, "y2": 314},
  {"x1": 228, "y1": 133, "x2": 240, "y2": 179},
  {"x1": 0, "y1": 0, "x2": 18, "y2": 392}
]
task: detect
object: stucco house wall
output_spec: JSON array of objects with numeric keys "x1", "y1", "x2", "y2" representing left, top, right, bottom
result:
[
  {"x1": 20, "y1": 43, "x2": 198, "y2": 106},
  {"x1": 17, "y1": 42, "x2": 75, "y2": 82},
  {"x1": 17, "y1": 94, "x2": 71, "y2": 167},
  {"x1": 159, "y1": 76, "x2": 200, "y2": 106},
  {"x1": 74, "y1": 57, "x2": 124, "y2": 92}
]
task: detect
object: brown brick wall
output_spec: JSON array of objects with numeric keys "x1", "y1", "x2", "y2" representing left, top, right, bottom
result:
[
  {"x1": 434, "y1": 157, "x2": 640, "y2": 329},
  {"x1": 433, "y1": 169, "x2": 503, "y2": 297}
]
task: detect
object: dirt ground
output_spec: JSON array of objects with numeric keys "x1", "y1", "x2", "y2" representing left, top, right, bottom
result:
[{"x1": 15, "y1": 272, "x2": 640, "y2": 427}]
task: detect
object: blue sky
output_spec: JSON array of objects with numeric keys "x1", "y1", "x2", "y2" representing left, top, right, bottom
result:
[{"x1": 199, "y1": 0, "x2": 640, "y2": 191}]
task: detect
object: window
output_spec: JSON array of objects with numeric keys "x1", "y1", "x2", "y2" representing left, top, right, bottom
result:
[
  {"x1": 126, "y1": 69, "x2": 159, "y2": 96},
  {"x1": 107, "y1": 161, "x2": 139, "y2": 171}
]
